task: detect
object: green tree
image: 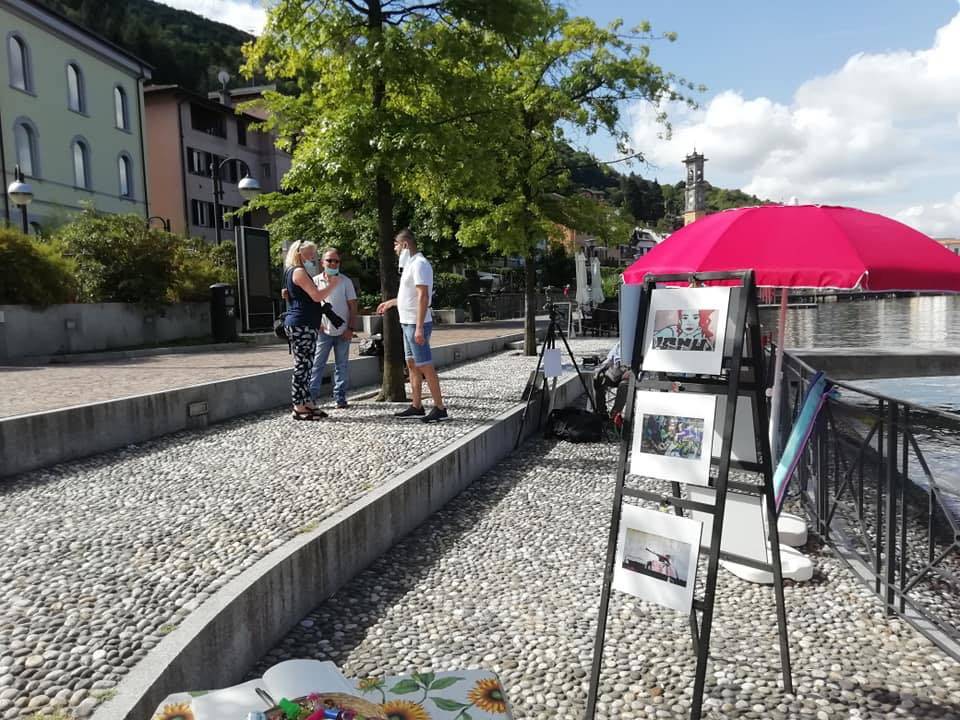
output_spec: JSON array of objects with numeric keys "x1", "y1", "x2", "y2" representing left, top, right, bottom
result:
[
  {"x1": 457, "y1": 5, "x2": 693, "y2": 353},
  {"x1": 244, "y1": 0, "x2": 534, "y2": 400}
]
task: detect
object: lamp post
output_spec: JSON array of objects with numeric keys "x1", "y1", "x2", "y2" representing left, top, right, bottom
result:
[
  {"x1": 209, "y1": 157, "x2": 260, "y2": 245},
  {"x1": 6, "y1": 164, "x2": 33, "y2": 235},
  {"x1": 147, "y1": 215, "x2": 172, "y2": 232}
]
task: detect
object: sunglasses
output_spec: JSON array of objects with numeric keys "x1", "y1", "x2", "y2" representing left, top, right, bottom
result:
[{"x1": 323, "y1": 259, "x2": 340, "y2": 265}]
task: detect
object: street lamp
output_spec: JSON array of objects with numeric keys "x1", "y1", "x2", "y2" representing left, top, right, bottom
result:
[
  {"x1": 6, "y1": 164, "x2": 33, "y2": 235},
  {"x1": 209, "y1": 157, "x2": 261, "y2": 245}
]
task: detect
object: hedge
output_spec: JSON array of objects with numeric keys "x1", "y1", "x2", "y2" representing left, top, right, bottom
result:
[{"x1": 0, "y1": 228, "x2": 76, "y2": 305}]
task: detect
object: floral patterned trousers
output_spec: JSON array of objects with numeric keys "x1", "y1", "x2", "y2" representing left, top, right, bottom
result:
[{"x1": 285, "y1": 325, "x2": 318, "y2": 406}]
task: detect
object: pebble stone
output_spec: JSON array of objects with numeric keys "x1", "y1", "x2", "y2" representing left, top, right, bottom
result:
[
  {"x1": 0, "y1": 340, "x2": 610, "y2": 716},
  {"x1": 247, "y1": 423, "x2": 960, "y2": 720}
]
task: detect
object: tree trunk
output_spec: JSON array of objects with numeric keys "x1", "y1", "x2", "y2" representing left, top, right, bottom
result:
[
  {"x1": 376, "y1": 175, "x2": 406, "y2": 401},
  {"x1": 523, "y1": 250, "x2": 537, "y2": 355},
  {"x1": 370, "y1": 1, "x2": 406, "y2": 402}
]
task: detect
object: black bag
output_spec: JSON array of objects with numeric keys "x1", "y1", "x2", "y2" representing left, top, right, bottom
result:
[
  {"x1": 273, "y1": 312, "x2": 288, "y2": 339},
  {"x1": 358, "y1": 334, "x2": 383, "y2": 357},
  {"x1": 546, "y1": 407, "x2": 605, "y2": 443}
]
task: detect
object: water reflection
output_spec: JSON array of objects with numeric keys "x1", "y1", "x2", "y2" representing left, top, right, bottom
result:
[{"x1": 761, "y1": 295, "x2": 960, "y2": 351}]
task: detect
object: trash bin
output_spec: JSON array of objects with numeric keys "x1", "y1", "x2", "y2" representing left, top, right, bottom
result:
[{"x1": 210, "y1": 283, "x2": 238, "y2": 343}]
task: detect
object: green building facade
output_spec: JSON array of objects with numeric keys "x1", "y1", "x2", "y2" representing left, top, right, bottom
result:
[{"x1": 1, "y1": 0, "x2": 152, "y2": 233}]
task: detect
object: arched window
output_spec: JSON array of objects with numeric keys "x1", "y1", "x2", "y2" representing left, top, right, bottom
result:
[
  {"x1": 14, "y1": 119, "x2": 38, "y2": 177},
  {"x1": 29, "y1": 221, "x2": 43, "y2": 237},
  {"x1": 114, "y1": 86, "x2": 129, "y2": 130},
  {"x1": 7, "y1": 34, "x2": 31, "y2": 91},
  {"x1": 72, "y1": 138, "x2": 90, "y2": 189},
  {"x1": 66, "y1": 62, "x2": 85, "y2": 113},
  {"x1": 118, "y1": 153, "x2": 133, "y2": 198}
]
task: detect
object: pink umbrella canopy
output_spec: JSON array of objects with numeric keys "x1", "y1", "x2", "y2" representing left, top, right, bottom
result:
[{"x1": 623, "y1": 204, "x2": 960, "y2": 291}]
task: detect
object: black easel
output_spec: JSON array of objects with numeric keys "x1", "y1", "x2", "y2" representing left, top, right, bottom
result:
[
  {"x1": 514, "y1": 298, "x2": 596, "y2": 449},
  {"x1": 584, "y1": 270, "x2": 792, "y2": 720}
]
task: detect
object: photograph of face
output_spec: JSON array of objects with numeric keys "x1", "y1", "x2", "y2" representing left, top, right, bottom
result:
[
  {"x1": 641, "y1": 287, "x2": 730, "y2": 375},
  {"x1": 621, "y1": 528, "x2": 691, "y2": 587},
  {"x1": 652, "y1": 309, "x2": 717, "y2": 352},
  {"x1": 640, "y1": 414, "x2": 705, "y2": 460}
]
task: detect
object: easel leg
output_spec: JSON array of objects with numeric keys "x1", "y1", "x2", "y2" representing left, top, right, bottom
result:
[
  {"x1": 556, "y1": 325, "x2": 598, "y2": 413},
  {"x1": 514, "y1": 325, "x2": 555, "y2": 449}
]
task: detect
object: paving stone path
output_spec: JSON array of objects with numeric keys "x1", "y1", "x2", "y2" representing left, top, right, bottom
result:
[
  {"x1": 0, "y1": 339, "x2": 610, "y2": 718},
  {"x1": 250, "y1": 435, "x2": 960, "y2": 720}
]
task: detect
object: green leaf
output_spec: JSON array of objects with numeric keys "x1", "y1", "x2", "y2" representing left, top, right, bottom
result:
[
  {"x1": 460, "y1": 712, "x2": 472, "y2": 720},
  {"x1": 412, "y1": 671, "x2": 435, "y2": 688},
  {"x1": 428, "y1": 676, "x2": 463, "y2": 690},
  {"x1": 431, "y1": 697, "x2": 469, "y2": 711},
  {"x1": 389, "y1": 679, "x2": 422, "y2": 694}
]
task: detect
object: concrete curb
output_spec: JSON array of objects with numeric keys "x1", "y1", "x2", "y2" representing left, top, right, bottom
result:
[
  {"x1": 0, "y1": 333, "x2": 532, "y2": 478},
  {"x1": 92, "y1": 372, "x2": 585, "y2": 720}
]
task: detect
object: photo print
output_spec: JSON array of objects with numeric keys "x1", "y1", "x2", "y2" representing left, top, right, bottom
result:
[
  {"x1": 629, "y1": 390, "x2": 716, "y2": 486},
  {"x1": 614, "y1": 504, "x2": 702, "y2": 613},
  {"x1": 641, "y1": 287, "x2": 731, "y2": 375}
]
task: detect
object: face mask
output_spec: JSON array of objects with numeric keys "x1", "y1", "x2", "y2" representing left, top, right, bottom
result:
[
  {"x1": 398, "y1": 247, "x2": 410, "y2": 270},
  {"x1": 303, "y1": 259, "x2": 319, "y2": 276},
  {"x1": 325, "y1": 266, "x2": 340, "y2": 276}
]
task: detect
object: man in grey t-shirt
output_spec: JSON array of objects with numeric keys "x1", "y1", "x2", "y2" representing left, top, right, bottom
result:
[{"x1": 309, "y1": 247, "x2": 357, "y2": 408}]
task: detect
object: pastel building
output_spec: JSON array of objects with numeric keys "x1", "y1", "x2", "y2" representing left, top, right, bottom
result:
[
  {"x1": 144, "y1": 84, "x2": 290, "y2": 243},
  {"x1": 1, "y1": 0, "x2": 152, "y2": 232}
]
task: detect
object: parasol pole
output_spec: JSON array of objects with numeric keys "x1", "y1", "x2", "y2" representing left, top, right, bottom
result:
[{"x1": 768, "y1": 287, "x2": 788, "y2": 464}]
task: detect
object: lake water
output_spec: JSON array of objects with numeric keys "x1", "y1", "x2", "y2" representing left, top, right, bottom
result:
[{"x1": 761, "y1": 295, "x2": 960, "y2": 497}]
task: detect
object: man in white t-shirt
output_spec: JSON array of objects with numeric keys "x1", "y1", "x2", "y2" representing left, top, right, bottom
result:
[
  {"x1": 376, "y1": 228, "x2": 448, "y2": 423},
  {"x1": 308, "y1": 247, "x2": 357, "y2": 409}
]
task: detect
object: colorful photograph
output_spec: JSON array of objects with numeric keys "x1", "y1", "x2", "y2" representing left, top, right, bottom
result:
[
  {"x1": 640, "y1": 413, "x2": 705, "y2": 459},
  {"x1": 629, "y1": 391, "x2": 716, "y2": 487},
  {"x1": 652, "y1": 309, "x2": 717, "y2": 352},
  {"x1": 621, "y1": 528, "x2": 691, "y2": 587}
]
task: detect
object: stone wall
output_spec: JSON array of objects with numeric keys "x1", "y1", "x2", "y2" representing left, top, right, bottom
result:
[{"x1": 0, "y1": 303, "x2": 211, "y2": 361}]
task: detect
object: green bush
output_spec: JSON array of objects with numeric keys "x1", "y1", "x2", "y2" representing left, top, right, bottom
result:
[
  {"x1": 0, "y1": 228, "x2": 76, "y2": 305},
  {"x1": 55, "y1": 207, "x2": 180, "y2": 306},
  {"x1": 173, "y1": 238, "x2": 238, "y2": 302},
  {"x1": 357, "y1": 291, "x2": 381, "y2": 311},
  {"x1": 433, "y1": 272, "x2": 469, "y2": 308}
]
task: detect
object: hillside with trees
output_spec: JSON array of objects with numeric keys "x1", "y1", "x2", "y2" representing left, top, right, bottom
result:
[{"x1": 36, "y1": 0, "x2": 253, "y2": 94}]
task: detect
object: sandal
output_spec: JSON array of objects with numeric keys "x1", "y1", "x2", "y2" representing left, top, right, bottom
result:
[{"x1": 292, "y1": 408, "x2": 327, "y2": 421}]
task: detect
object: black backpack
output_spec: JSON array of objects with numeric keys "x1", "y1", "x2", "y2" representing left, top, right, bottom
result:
[{"x1": 546, "y1": 407, "x2": 605, "y2": 443}]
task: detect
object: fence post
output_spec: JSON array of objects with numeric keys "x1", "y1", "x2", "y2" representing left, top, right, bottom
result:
[{"x1": 885, "y1": 402, "x2": 899, "y2": 616}]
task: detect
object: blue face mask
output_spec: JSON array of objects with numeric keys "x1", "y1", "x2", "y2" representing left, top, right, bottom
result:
[
  {"x1": 325, "y1": 266, "x2": 340, "y2": 276},
  {"x1": 302, "y1": 259, "x2": 319, "y2": 276}
]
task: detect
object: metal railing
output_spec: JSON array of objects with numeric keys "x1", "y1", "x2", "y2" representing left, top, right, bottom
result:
[{"x1": 778, "y1": 351, "x2": 960, "y2": 658}]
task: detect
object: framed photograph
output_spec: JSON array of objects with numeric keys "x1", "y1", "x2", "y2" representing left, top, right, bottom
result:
[
  {"x1": 614, "y1": 504, "x2": 703, "y2": 613},
  {"x1": 641, "y1": 287, "x2": 731, "y2": 375},
  {"x1": 687, "y1": 486, "x2": 769, "y2": 564},
  {"x1": 543, "y1": 348, "x2": 562, "y2": 378},
  {"x1": 629, "y1": 391, "x2": 717, "y2": 487},
  {"x1": 712, "y1": 395, "x2": 758, "y2": 464}
]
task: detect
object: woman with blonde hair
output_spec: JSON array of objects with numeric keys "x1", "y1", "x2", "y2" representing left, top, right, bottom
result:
[{"x1": 283, "y1": 240, "x2": 340, "y2": 420}]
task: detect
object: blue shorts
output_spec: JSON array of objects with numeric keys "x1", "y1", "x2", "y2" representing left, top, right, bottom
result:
[{"x1": 400, "y1": 322, "x2": 433, "y2": 366}]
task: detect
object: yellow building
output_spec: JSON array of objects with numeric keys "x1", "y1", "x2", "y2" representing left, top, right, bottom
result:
[{"x1": 1, "y1": 0, "x2": 152, "y2": 233}]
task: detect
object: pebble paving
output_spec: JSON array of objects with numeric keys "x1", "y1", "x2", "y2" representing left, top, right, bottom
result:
[
  {"x1": 0, "y1": 340, "x2": 609, "y2": 719},
  {"x1": 250, "y1": 435, "x2": 960, "y2": 719}
]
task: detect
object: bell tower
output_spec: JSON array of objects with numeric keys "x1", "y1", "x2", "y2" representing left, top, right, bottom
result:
[{"x1": 683, "y1": 150, "x2": 708, "y2": 225}]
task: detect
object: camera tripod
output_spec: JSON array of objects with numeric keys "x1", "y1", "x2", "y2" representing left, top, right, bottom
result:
[{"x1": 514, "y1": 300, "x2": 597, "y2": 449}]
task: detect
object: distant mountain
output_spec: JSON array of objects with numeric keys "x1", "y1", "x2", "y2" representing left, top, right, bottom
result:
[{"x1": 35, "y1": 0, "x2": 252, "y2": 94}]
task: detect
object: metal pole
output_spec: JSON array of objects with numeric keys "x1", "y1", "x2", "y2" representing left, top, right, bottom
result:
[
  {"x1": 885, "y1": 402, "x2": 898, "y2": 615},
  {"x1": 768, "y1": 287, "x2": 788, "y2": 463}
]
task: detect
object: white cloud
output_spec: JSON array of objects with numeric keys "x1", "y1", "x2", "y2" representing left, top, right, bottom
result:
[
  {"x1": 896, "y1": 192, "x2": 960, "y2": 237},
  {"x1": 156, "y1": 0, "x2": 267, "y2": 35},
  {"x1": 630, "y1": 8, "x2": 960, "y2": 236}
]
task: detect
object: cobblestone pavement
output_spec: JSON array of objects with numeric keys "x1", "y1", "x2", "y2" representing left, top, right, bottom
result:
[
  {"x1": 0, "y1": 318, "x2": 549, "y2": 418},
  {"x1": 0, "y1": 338, "x2": 612, "y2": 718},
  {"x1": 251, "y1": 438, "x2": 960, "y2": 720}
]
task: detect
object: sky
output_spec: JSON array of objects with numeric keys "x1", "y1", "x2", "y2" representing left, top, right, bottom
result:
[{"x1": 159, "y1": 0, "x2": 960, "y2": 237}]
